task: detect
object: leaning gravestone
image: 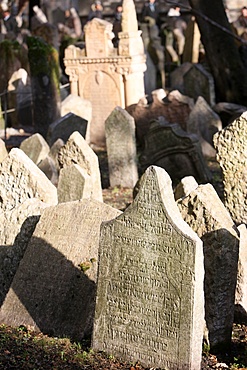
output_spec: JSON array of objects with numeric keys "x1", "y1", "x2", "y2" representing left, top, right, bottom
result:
[
  {"x1": 0, "y1": 148, "x2": 57, "y2": 213},
  {"x1": 20, "y1": 133, "x2": 50, "y2": 165},
  {"x1": 93, "y1": 166, "x2": 204, "y2": 370},
  {"x1": 105, "y1": 106, "x2": 138, "y2": 188},
  {"x1": 47, "y1": 112, "x2": 88, "y2": 146},
  {"x1": 0, "y1": 199, "x2": 121, "y2": 340},
  {"x1": 177, "y1": 183, "x2": 239, "y2": 352},
  {"x1": 213, "y1": 112, "x2": 247, "y2": 225}
]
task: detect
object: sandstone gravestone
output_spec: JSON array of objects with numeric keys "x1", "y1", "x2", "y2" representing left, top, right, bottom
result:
[
  {"x1": 0, "y1": 148, "x2": 57, "y2": 213},
  {"x1": 0, "y1": 199, "x2": 121, "y2": 340},
  {"x1": 213, "y1": 112, "x2": 247, "y2": 225},
  {"x1": 174, "y1": 176, "x2": 198, "y2": 201},
  {"x1": 47, "y1": 112, "x2": 88, "y2": 146},
  {"x1": 177, "y1": 183, "x2": 239, "y2": 352},
  {"x1": 140, "y1": 117, "x2": 211, "y2": 186},
  {"x1": 235, "y1": 224, "x2": 247, "y2": 323},
  {"x1": 20, "y1": 133, "x2": 50, "y2": 165},
  {"x1": 105, "y1": 106, "x2": 138, "y2": 188},
  {"x1": 0, "y1": 199, "x2": 49, "y2": 306},
  {"x1": 58, "y1": 131, "x2": 103, "y2": 202},
  {"x1": 93, "y1": 166, "x2": 204, "y2": 370}
]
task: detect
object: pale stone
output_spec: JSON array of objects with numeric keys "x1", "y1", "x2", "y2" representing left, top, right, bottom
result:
[
  {"x1": 58, "y1": 131, "x2": 103, "y2": 202},
  {"x1": 177, "y1": 183, "x2": 239, "y2": 352},
  {"x1": 235, "y1": 224, "x2": 247, "y2": 323},
  {"x1": 57, "y1": 164, "x2": 92, "y2": 203},
  {"x1": 93, "y1": 166, "x2": 204, "y2": 370},
  {"x1": 0, "y1": 199, "x2": 49, "y2": 306},
  {"x1": 213, "y1": 112, "x2": 247, "y2": 225},
  {"x1": 105, "y1": 106, "x2": 138, "y2": 188},
  {"x1": 0, "y1": 148, "x2": 57, "y2": 212},
  {"x1": 20, "y1": 133, "x2": 50, "y2": 165},
  {"x1": 0, "y1": 138, "x2": 8, "y2": 163},
  {"x1": 0, "y1": 199, "x2": 121, "y2": 340},
  {"x1": 47, "y1": 112, "x2": 87, "y2": 146},
  {"x1": 174, "y1": 176, "x2": 198, "y2": 201}
]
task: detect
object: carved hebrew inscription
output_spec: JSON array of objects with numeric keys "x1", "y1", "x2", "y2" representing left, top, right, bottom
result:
[{"x1": 93, "y1": 166, "x2": 204, "y2": 369}]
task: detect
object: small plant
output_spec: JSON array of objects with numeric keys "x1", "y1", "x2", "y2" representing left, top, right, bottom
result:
[{"x1": 78, "y1": 258, "x2": 96, "y2": 273}]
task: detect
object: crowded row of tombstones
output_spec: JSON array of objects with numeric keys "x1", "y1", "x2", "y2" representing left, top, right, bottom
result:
[{"x1": 0, "y1": 0, "x2": 246, "y2": 66}]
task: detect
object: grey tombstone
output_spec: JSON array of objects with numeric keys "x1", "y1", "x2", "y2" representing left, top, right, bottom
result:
[
  {"x1": 213, "y1": 112, "x2": 247, "y2": 225},
  {"x1": 0, "y1": 199, "x2": 121, "y2": 340},
  {"x1": 105, "y1": 106, "x2": 139, "y2": 189},
  {"x1": 235, "y1": 224, "x2": 247, "y2": 323},
  {"x1": 170, "y1": 62, "x2": 193, "y2": 94},
  {"x1": 177, "y1": 183, "x2": 239, "y2": 352},
  {"x1": 184, "y1": 64, "x2": 215, "y2": 106},
  {"x1": 0, "y1": 199, "x2": 49, "y2": 306},
  {"x1": 38, "y1": 156, "x2": 59, "y2": 186},
  {"x1": 0, "y1": 148, "x2": 57, "y2": 213},
  {"x1": 58, "y1": 131, "x2": 103, "y2": 202},
  {"x1": 93, "y1": 166, "x2": 204, "y2": 370},
  {"x1": 49, "y1": 138, "x2": 65, "y2": 173},
  {"x1": 20, "y1": 133, "x2": 50, "y2": 165},
  {"x1": 0, "y1": 138, "x2": 8, "y2": 163},
  {"x1": 140, "y1": 117, "x2": 211, "y2": 187},
  {"x1": 47, "y1": 112, "x2": 88, "y2": 146},
  {"x1": 187, "y1": 96, "x2": 222, "y2": 158}
]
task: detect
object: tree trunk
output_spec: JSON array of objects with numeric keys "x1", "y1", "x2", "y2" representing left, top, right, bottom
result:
[{"x1": 188, "y1": 0, "x2": 247, "y2": 105}]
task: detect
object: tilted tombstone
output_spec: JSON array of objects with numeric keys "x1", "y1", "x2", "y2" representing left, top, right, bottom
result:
[
  {"x1": 38, "y1": 156, "x2": 59, "y2": 186},
  {"x1": 235, "y1": 224, "x2": 247, "y2": 323},
  {"x1": 177, "y1": 183, "x2": 239, "y2": 352},
  {"x1": 0, "y1": 199, "x2": 121, "y2": 340},
  {"x1": 213, "y1": 112, "x2": 247, "y2": 225},
  {"x1": 105, "y1": 106, "x2": 138, "y2": 188},
  {"x1": 48, "y1": 138, "x2": 64, "y2": 173},
  {"x1": 174, "y1": 176, "x2": 198, "y2": 201},
  {"x1": 0, "y1": 199, "x2": 49, "y2": 306},
  {"x1": 20, "y1": 133, "x2": 50, "y2": 165},
  {"x1": 0, "y1": 148, "x2": 57, "y2": 213},
  {"x1": 93, "y1": 166, "x2": 204, "y2": 370},
  {"x1": 58, "y1": 131, "x2": 103, "y2": 202},
  {"x1": 0, "y1": 138, "x2": 8, "y2": 163},
  {"x1": 140, "y1": 117, "x2": 211, "y2": 187},
  {"x1": 47, "y1": 112, "x2": 87, "y2": 146}
]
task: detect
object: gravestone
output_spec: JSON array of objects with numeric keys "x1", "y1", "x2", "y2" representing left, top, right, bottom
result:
[
  {"x1": 20, "y1": 133, "x2": 50, "y2": 165},
  {"x1": 105, "y1": 106, "x2": 138, "y2": 188},
  {"x1": 0, "y1": 199, "x2": 121, "y2": 340},
  {"x1": 0, "y1": 148, "x2": 57, "y2": 213},
  {"x1": 57, "y1": 164, "x2": 92, "y2": 203},
  {"x1": 0, "y1": 199, "x2": 48, "y2": 306},
  {"x1": 140, "y1": 117, "x2": 211, "y2": 186},
  {"x1": 38, "y1": 156, "x2": 59, "y2": 186},
  {"x1": 0, "y1": 138, "x2": 8, "y2": 163},
  {"x1": 49, "y1": 138, "x2": 64, "y2": 173},
  {"x1": 47, "y1": 112, "x2": 87, "y2": 146},
  {"x1": 235, "y1": 224, "x2": 247, "y2": 323},
  {"x1": 177, "y1": 183, "x2": 239, "y2": 352},
  {"x1": 184, "y1": 64, "x2": 215, "y2": 106},
  {"x1": 58, "y1": 131, "x2": 103, "y2": 202},
  {"x1": 213, "y1": 112, "x2": 247, "y2": 225},
  {"x1": 187, "y1": 96, "x2": 222, "y2": 158},
  {"x1": 174, "y1": 176, "x2": 198, "y2": 201},
  {"x1": 183, "y1": 18, "x2": 201, "y2": 63},
  {"x1": 93, "y1": 166, "x2": 204, "y2": 370},
  {"x1": 170, "y1": 62, "x2": 193, "y2": 95}
]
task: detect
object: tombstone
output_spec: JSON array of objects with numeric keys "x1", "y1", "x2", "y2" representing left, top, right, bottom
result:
[
  {"x1": 64, "y1": 0, "x2": 146, "y2": 147},
  {"x1": 57, "y1": 164, "x2": 92, "y2": 203},
  {"x1": 140, "y1": 117, "x2": 211, "y2": 187},
  {"x1": 0, "y1": 138, "x2": 8, "y2": 163},
  {"x1": 20, "y1": 133, "x2": 50, "y2": 165},
  {"x1": 105, "y1": 106, "x2": 138, "y2": 188},
  {"x1": 187, "y1": 96, "x2": 222, "y2": 158},
  {"x1": 213, "y1": 102, "x2": 247, "y2": 127},
  {"x1": 174, "y1": 176, "x2": 198, "y2": 201},
  {"x1": 213, "y1": 112, "x2": 247, "y2": 225},
  {"x1": 38, "y1": 156, "x2": 59, "y2": 186},
  {"x1": 169, "y1": 62, "x2": 192, "y2": 94},
  {"x1": 93, "y1": 166, "x2": 204, "y2": 370},
  {"x1": 144, "y1": 53, "x2": 157, "y2": 99},
  {"x1": 0, "y1": 199, "x2": 49, "y2": 306},
  {"x1": 0, "y1": 199, "x2": 121, "y2": 340},
  {"x1": 47, "y1": 112, "x2": 87, "y2": 146},
  {"x1": 177, "y1": 183, "x2": 239, "y2": 352},
  {"x1": 183, "y1": 18, "x2": 201, "y2": 63},
  {"x1": 32, "y1": 22, "x2": 59, "y2": 50},
  {"x1": 58, "y1": 131, "x2": 103, "y2": 202},
  {"x1": 235, "y1": 224, "x2": 247, "y2": 323},
  {"x1": 61, "y1": 94, "x2": 92, "y2": 142},
  {"x1": 184, "y1": 64, "x2": 215, "y2": 106},
  {"x1": 0, "y1": 148, "x2": 57, "y2": 213}
]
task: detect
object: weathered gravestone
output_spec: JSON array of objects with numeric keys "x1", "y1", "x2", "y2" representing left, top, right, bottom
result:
[
  {"x1": 0, "y1": 199, "x2": 49, "y2": 306},
  {"x1": 0, "y1": 148, "x2": 57, "y2": 213},
  {"x1": 235, "y1": 224, "x2": 247, "y2": 323},
  {"x1": 20, "y1": 133, "x2": 50, "y2": 165},
  {"x1": 213, "y1": 111, "x2": 247, "y2": 225},
  {"x1": 93, "y1": 166, "x2": 204, "y2": 370},
  {"x1": 174, "y1": 176, "x2": 198, "y2": 201},
  {"x1": 38, "y1": 156, "x2": 59, "y2": 186},
  {"x1": 0, "y1": 138, "x2": 8, "y2": 163},
  {"x1": 105, "y1": 106, "x2": 138, "y2": 188},
  {"x1": 0, "y1": 199, "x2": 121, "y2": 340},
  {"x1": 47, "y1": 112, "x2": 87, "y2": 146},
  {"x1": 177, "y1": 183, "x2": 239, "y2": 352},
  {"x1": 140, "y1": 117, "x2": 211, "y2": 187},
  {"x1": 58, "y1": 131, "x2": 103, "y2": 202}
]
